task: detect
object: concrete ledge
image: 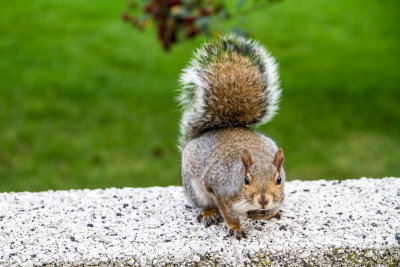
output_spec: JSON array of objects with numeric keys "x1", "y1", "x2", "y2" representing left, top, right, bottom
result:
[{"x1": 0, "y1": 178, "x2": 399, "y2": 266}]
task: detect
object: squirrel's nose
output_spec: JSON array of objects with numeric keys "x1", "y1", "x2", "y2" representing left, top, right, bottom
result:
[{"x1": 258, "y1": 194, "x2": 268, "y2": 206}]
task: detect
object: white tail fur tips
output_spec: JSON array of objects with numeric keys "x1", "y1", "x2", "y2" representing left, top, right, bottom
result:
[{"x1": 177, "y1": 34, "x2": 281, "y2": 150}]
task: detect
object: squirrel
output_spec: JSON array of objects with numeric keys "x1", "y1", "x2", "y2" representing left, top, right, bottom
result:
[{"x1": 178, "y1": 34, "x2": 285, "y2": 240}]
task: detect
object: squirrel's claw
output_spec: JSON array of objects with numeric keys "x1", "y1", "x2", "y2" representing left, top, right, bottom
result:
[
  {"x1": 197, "y1": 209, "x2": 223, "y2": 228},
  {"x1": 204, "y1": 216, "x2": 222, "y2": 228},
  {"x1": 228, "y1": 229, "x2": 247, "y2": 240}
]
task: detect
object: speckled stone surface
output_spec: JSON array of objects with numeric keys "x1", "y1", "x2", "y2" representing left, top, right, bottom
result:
[{"x1": 0, "y1": 178, "x2": 399, "y2": 266}]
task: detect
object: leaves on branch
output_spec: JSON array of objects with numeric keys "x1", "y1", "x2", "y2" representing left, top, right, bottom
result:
[{"x1": 122, "y1": 0, "x2": 281, "y2": 51}]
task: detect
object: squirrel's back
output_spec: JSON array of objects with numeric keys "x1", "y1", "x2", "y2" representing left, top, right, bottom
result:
[{"x1": 178, "y1": 34, "x2": 281, "y2": 150}]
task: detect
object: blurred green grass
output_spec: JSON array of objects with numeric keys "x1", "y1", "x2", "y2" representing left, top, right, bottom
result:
[{"x1": 0, "y1": 0, "x2": 399, "y2": 192}]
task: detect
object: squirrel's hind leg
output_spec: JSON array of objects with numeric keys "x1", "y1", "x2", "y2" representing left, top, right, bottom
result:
[
  {"x1": 197, "y1": 208, "x2": 223, "y2": 228},
  {"x1": 182, "y1": 170, "x2": 222, "y2": 227}
]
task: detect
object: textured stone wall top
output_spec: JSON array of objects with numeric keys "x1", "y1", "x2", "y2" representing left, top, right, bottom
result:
[{"x1": 0, "y1": 178, "x2": 399, "y2": 266}]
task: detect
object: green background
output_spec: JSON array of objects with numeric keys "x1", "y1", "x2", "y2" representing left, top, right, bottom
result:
[{"x1": 0, "y1": 0, "x2": 399, "y2": 192}]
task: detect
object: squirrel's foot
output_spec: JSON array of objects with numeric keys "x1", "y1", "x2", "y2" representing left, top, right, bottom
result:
[
  {"x1": 228, "y1": 228, "x2": 247, "y2": 240},
  {"x1": 197, "y1": 208, "x2": 223, "y2": 228}
]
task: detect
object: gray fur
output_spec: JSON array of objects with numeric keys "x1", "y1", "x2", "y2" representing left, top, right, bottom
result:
[
  {"x1": 179, "y1": 36, "x2": 285, "y2": 236},
  {"x1": 181, "y1": 128, "x2": 285, "y2": 216}
]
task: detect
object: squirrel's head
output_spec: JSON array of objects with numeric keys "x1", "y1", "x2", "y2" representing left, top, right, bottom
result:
[{"x1": 241, "y1": 148, "x2": 285, "y2": 211}]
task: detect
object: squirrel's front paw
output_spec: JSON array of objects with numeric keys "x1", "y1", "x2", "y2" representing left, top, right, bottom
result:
[
  {"x1": 197, "y1": 208, "x2": 223, "y2": 228},
  {"x1": 273, "y1": 211, "x2": 282, "y2": 220},
  {"x1": 228, "y1": 228, "x2": 247, "y2": 240},
  {"x1": 247, "y1": 210, "x2": 282, "y2": 220}
]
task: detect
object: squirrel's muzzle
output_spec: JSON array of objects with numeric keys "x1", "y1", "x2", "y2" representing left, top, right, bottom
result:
[{"x1": 258, "y1": 194, "x2": 269, "y2": 208}]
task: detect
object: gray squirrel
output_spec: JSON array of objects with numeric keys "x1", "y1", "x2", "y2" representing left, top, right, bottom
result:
[{"x1": 178, "y1": 34, "x2": 285, "y2": 240}]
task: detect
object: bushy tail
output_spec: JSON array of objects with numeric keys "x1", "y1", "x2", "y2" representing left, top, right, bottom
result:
[{"x1": 177, "y1": 34, "x2": 281, "y2": 150}]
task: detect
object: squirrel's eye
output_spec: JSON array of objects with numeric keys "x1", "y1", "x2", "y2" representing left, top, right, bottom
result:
[
  {"x1": 277, "y1": 175, "x2": 281, "y2": 185},
  {"x1": 244, "y1": 175, "x2": 250, "y2": 185}
]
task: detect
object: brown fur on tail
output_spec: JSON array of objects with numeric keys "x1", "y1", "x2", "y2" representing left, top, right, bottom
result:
[{"x1": 178, "y1": 34, "x2": 281, "y2": 149}]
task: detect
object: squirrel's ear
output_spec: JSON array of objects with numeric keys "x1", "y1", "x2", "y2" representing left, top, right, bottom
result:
[
  {"x1": 273, "y1": 148, "x2": 284, "y2": 172},
  {"x1": 241, "y1": 149, "x2": 253, "y2": 170}
]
